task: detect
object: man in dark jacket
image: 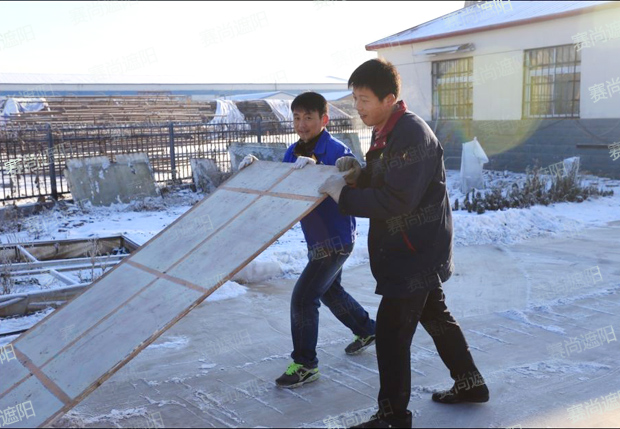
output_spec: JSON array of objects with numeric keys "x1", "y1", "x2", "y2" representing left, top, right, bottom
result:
[{"x1": 319, "y1": 59, "x2": 489, "y2": 428}]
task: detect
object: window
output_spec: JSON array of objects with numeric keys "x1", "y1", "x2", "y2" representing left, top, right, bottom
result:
[
  {"x1": 432, "y1": 58, "x2": 473, "y2": 120},
  {"x1": 523, "y1": 45, "x2": 581, "y2": 118}
]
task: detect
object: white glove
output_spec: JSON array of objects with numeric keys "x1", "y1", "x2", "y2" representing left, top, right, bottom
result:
[
  {"x1": 336, "y1": 156, "x2": 362, "y2": 185},
  {"x1": 318, "y1": 175, "x2": 347, "y2": 203},
  {"x1": 294, "y1": 156, "x2": 317, "y2": 170},
  {"x1": 239, "y1": 154, "x2": 258, "y2": 171}
]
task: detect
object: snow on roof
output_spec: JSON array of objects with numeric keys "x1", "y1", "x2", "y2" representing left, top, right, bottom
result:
[
  {"x1": 225, "y1": 91, "x2": 295, "y2": 101},
  {"x1": 367, "y1": 0, "x2": 619, "y2": 50}
]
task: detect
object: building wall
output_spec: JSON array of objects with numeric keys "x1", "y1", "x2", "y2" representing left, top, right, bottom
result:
[
  {"x1": 378, "y1": 6, "x2": 620, "y2": 121},
  {"x1": 375, "y1": 5, "x2": 620, "y2": 178}
]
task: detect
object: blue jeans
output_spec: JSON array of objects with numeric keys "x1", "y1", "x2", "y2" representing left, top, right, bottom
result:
[{"x1": 290, "y1": 243, "x2": 376, "y2": 368}]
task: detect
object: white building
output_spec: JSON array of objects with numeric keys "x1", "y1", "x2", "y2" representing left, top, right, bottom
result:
[{"x1": 366, "y1": 0, "x2": 620, "y2": 178}]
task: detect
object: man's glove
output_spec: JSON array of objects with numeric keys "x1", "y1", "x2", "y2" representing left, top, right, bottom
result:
[
  {"x1": 319, "y1": 175, "x2": 347, "y2": 203},
  {"x1": 294, "y1": 156, "x2": 317, "y2": 170},
  {"x1": 336, "y1": 156, "x2": 362, "y2": 186},
  {"x1": 238, "y1": 154, "x2": 258, "y2": 171}
]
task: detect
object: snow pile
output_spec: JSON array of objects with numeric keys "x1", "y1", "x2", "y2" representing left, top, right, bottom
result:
[{"x1": 206, "y1": 281, "x2": 248, "y2": 301}]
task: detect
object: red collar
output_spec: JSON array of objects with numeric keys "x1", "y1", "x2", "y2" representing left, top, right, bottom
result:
[{"x1": 369, "y1": 100, "x2": 407, "y2": 152}]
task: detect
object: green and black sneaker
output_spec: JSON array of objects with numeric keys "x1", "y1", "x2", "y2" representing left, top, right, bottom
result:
[
  {"x1": 345, "y1": 334, "x2": 376, "y2": 355},
  {"x1": 275, "y1": 362, "x2": 320, "y2": 389}
]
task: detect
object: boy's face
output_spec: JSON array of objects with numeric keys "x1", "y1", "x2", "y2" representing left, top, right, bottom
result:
[
  {"x1": 352, "y1": 86, "x2": 396, "y2": 128},
  {"x1": 293, "y1": 108, "x2": 328, "y2": 142}
]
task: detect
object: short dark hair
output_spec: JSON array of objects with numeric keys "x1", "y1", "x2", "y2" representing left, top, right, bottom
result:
[
  {"x1": 291, "y1": 91, "x2": 328, "y2": 117},
  {"x1": 348, "y1": 58, "x2": 401, "y2": 100}
]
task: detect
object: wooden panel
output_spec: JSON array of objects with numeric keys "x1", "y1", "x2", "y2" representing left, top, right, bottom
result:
[
  {"x1": 0, "y1": 376, "x2": 65, "y2": 428},
  {"x1": 223, "y1": 160, "x2": 293, "y2": 192},
  {"x1": 45, "y1": 279, "x2": 202, "y2": 399},
  {"x1": 0, "y1": 161, "x2": 338, "y2": 428},
  {"x1": 0, "y1": 357, "x2": 31, "y2": 394},
  {"x1": 270, "y1": 164, "x2": 341, "y2": 198},
  {"x1": 130, "y1": 189, "x2": 259, "y2": 272},
  {"x1": 14, "y1": 265, "x2": 158, "y2": 368},
  {"x1": 167, "y1": 196, "x2": 315, "y2": 289}
]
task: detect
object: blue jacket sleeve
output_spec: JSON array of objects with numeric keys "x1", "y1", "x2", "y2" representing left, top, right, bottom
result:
[{"x1": 283, "y1": 145, "x2": 296, "y2": 163}]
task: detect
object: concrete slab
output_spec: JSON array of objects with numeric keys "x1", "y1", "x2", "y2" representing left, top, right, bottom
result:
[
  {"x1": 56, "y1": 222, "x2": 620, "y2": 428},
  {"x1": 332, "y1": 133, "x2": 365, "y2": 164},
  {"x1": 64, "y1": 153, "x2": 160, "y2": 207},
  {"x1": 228, "y1": 143, "x2": 288, "y2": 172},
  {"x1": 190, "y1": 159, "x2": 223, "y2": 194}
]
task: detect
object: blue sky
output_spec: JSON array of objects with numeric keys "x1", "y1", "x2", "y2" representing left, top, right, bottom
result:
[{"x1": 0, "y1": 1, "x2": 463, "y2": 83}]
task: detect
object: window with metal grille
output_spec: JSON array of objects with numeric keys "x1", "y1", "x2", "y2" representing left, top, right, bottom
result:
[
  {"x1": 523, "y1": 45, "x2": 581, "y2": 118},
  {"x1": 431, "y1": 58, "x2": 473, "y2": 120}
]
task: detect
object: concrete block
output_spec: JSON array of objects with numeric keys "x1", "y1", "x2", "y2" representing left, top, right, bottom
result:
[
  {"x1": 228, "y1": 142, "x2": 288, "y2": 172},
  {"x1": 190, "y1": 158, "x2": 223, "y2": 194},
  {"x1": 65, "y1": 153, "x2": 160, "y2": 207},
  {"x1": 332, "y1": 132, "x2": 365, "y2": 163}
]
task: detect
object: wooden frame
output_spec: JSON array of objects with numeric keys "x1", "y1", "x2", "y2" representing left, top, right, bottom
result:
[{"x1": 0, "y1": 161, "x2": 340, "y2": 428}]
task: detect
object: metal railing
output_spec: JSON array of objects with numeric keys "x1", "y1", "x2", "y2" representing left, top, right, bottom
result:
[{"x1": 0, "y1": 119, "x2": 371, "y2": 204}]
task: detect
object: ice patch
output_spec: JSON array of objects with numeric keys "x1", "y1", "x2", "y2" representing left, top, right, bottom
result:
[
  {"x1": 498, "y1": 309, "x2": 565, "y2": 334},
  {"x1": 510, "y1": 361, "x2": 611, "y2": 379},
  {"x1": 54, "y1": 407, "x2": 149, "y2": 427},
  {"x1": 145, "y1": 335, "x2": 189, "y2": 351}
]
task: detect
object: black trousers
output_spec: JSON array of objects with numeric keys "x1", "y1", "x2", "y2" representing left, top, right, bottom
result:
[{"x1": 376, "y1": 284, "x2": 482, "y2": 418}]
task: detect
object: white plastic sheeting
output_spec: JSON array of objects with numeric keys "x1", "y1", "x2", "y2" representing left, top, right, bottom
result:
[
  {"x1": 1, "y1": 97, "x2": 49, "y2": 117},
  {"x1": 208, "y1": 99, "x2": 251, "y2": 131},
  {"x1": 264, "y1": 98, "x2": 351, "y2": 122},
  {"x1": 265, "y1": 99, "x2": 293, "y2": 122},
  {"x1": 460, "y1": 136, "x2": 489, "y2": 193},
  {"x1": 328, "y1": 103, "x2": 352, "y2": 120}
]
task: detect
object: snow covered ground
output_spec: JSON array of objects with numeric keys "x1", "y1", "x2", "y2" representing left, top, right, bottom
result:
[
  {"x1": 1, "y1": 169, "x2": 618, "y2": 342},
  {"x1": 1, "y1": 168, "x2": 620, "y2": 427}
]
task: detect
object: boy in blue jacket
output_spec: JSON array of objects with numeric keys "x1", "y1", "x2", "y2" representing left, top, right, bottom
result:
[{"x1": 239, "y1": 92, "x2": 376, "y2": 388}]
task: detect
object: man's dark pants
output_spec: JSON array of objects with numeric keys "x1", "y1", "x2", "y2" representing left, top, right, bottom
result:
[
  {"x1": 291, "y1": 243, "x2": 376, "y2": 368},
  {"x1": 376, "y1": 282, "x2": 482, "y2": 418}
]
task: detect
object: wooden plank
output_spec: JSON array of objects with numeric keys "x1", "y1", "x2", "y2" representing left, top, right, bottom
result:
[
  {"x1": 44, "y1": 279, "x2": 202, "y2": 399},
  {"x1": 14, "y1": 265, "x2": 158, "y2": 368},
  {"x1": 130, "y1": 189, "x2": 259, "y2": 272},
  {"x1": 166, "y1": 196, "x2": 316, "y2": 289},
  {"x1": 0, "y1": 355, "x2": 31, "y2": 394},
  {"x1": 0, "y1": 161, "x2": 341, "y2": 428},
  {"x1": 0, "y1": 376, "x2": 65, "y2": 428}
]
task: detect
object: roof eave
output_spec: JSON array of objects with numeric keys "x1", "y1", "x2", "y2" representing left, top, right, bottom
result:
[{"x1": 366, "y1": 1, "x2": 620, "y2": 51}]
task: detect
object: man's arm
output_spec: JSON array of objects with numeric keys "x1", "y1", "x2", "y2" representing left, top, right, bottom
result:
[{"x1": 338, "y1": 134, "x2": 440, "y2": 219}]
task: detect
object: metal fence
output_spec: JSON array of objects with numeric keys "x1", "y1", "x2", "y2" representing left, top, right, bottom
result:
[{"x1": 0, "y1": 119, "x2": 372, "y2": 204}]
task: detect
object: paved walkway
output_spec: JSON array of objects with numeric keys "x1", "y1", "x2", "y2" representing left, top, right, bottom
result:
[{"x1": 54, "y1": 221, "x2": 620, "y2": 428}]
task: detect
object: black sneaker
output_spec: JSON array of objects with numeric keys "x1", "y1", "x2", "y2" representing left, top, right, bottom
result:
[
  {"x1": 432, "y1": 383, "x2": 490, "y2": 404},
  {"x1": 345, "y1": 334, "x2": 376, "y2": 355},
  {"x1": 350, "y1": 410, "x2": 412, "y2": 428},
  {"x1": 275, "y1": 362, "x2": 319, "y2": 389}
]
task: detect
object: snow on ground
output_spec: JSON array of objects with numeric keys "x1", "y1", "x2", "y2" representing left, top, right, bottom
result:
[
  {"x1": 2, "y1": 168, "x2": 620, "y2": 428},
  {"x1": 1, "y1": 170, "x2": 619, "y2": 343}
]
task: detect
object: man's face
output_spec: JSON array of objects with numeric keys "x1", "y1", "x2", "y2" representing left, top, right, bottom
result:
[
  {"x1": 293, "y1": 108, "x2": 328, "y2": 142},
  {"x1": 352, "y1": 86, "x2": 396, "y2": 128}
]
